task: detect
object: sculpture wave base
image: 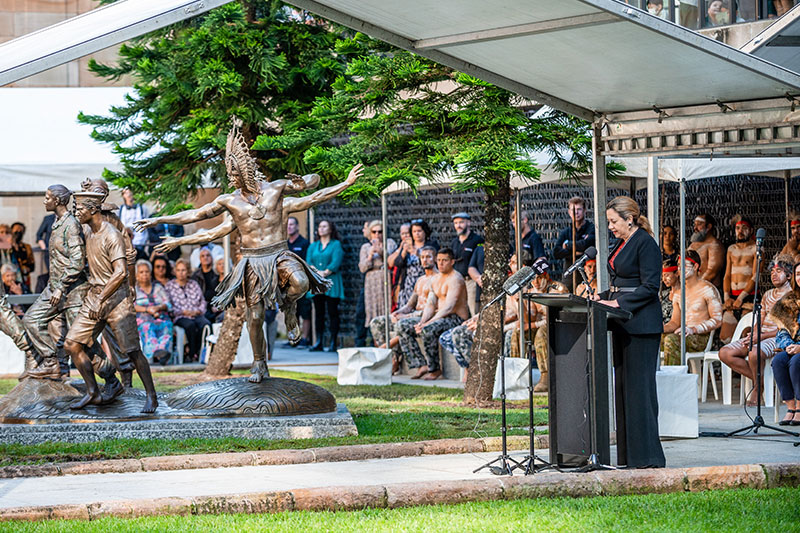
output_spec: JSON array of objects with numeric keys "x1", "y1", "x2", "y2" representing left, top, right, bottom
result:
[{"x1": 0, "y1": 377, "x2": 356, "y2": 443}]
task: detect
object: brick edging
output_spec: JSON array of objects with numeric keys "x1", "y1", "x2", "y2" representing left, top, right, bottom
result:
[
  {"x1": 3, "y1": 462, "x2": 798, "y2": 522},
  {"x1": 0, "y1": 435, "x2": 548, "y2": 479}
]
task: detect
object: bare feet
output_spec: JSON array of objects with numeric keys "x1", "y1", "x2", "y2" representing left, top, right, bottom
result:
[
  {"x1": 391, "y1": 357, "x2": 400, "y2": 375},
  {"x1": 422, "y1": 370, "x2": 442, "y2": 380},
  {"x1": 248, "y1": 360, "x2": 270, "y2": 383},
  {"x1": 462, "y1": 368, "x2": 469, "y2": 383},
  {"x1": 100, "y1": 377, "x2": 125, "y2": 405},
  {"x1": 746, "y1": 388, "x2": 761, "y2": 407},
  {"x1": 141, "y1": 394, "x2": 158, "y2": 414},
  {"x1": 70, "y1": 392, "x2": 101, "y2": 410},
  {"x1": 411, "y1": 366, "x2": 429, "y2": 379}
]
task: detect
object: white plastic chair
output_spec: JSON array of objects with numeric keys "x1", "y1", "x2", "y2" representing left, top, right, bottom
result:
[
  {"x1": 685, "y1": 330, "x2": 715, "y2": 398},
  {"x1": 702, "y1": 312, "x2": 752, "y2": 404},
  {"x1": 172, "y1": 325, "x2": 186, "y2": 365},
  {"x1": 740, "y1": 357, "x2": 780, "y2": 422}
]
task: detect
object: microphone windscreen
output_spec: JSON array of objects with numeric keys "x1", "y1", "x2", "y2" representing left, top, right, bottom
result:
[
  {"x1": 503, "y1": 266, "x2": 534, "y2": 294},
  {"x1": 585, "y1": 246, "x2": 597, "y2": 259},
  {"x1": 756, "y1": 228, "x2": 766, "y2": 240}
]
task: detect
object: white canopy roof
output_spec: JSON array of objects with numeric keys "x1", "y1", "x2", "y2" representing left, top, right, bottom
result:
[
  {"x1": 615, "y1": 156, "x2": 800, "y2": 182},
  {"x1": 742, "y1": 4, "x2": 800, "y2": 73},
  {"x1": 0, "y1": 87, "x2": 129, "y2": 194}
]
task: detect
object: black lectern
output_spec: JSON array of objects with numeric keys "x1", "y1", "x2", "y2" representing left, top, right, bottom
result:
[{"x1": 526, "y1": 293, "x2": 631, "y2": 468}]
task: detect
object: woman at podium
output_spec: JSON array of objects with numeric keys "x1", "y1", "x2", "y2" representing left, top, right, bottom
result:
[{"x1": 594, "y1": 196, "x2": 666, "y2": 469}]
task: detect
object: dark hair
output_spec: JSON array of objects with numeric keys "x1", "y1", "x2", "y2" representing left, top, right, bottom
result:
[
  {"x1": 662, "y1": 257, "x2": 679, "y2": 269},
  {"x1": 288, "y1": 216, "x2": 299, "y2": 225},
  {"x1": 520, "y1": 249, "x2": 534, "y2": 267},
  {"x1": 47, "y1": 185, "x2": 72, "y2": 206},
  {"x1": 437, "y1": 247, "x2": 455, "y2": 260},
  {"x1": 317, "y1": 219, "x2": 340, "y2": 241},
  {"x1": 410, "y1": 220, "x2": 432, "y2": 240},
  {"x1": 151, "y1": 255, "x2": 174, "y2": 280},
  {"x1": 420, "y1": 245, "x2": 437, "y2": 256},
  {"x1": 11, "y1": 222, "x2": 25, "y2": 232},
  {"x1": 697, "y1": 213, "x2": 716, "y2": 228},
  {"x1": 567, "y1": 197, "x2": 586, "y2": 209},
  {"x1": 685, "y1": 249, "x2": 702, "y2": 268}
]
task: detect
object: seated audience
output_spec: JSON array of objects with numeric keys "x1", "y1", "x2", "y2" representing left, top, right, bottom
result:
[
  {"x1": 190, "y1": 241, "x2": 224, "y2": 270},
  {"x1": 575, "y1": 258, "x2": 597, "y2": 298},
  {"x1": 771, "y1": 261, "x2": 800, "y2": 425},
  {"x1": 372, "y1": 246, "x2": 437, "y2": 374},
  {"x1": 720, "y1": 254, "x2": 793, "y2": 406},
  {"x1": 661, "y1": 225, "x2": 679, "y2": 264},
  {"x1": 688, "y1": 213, "x2": 725, "y2": 288},
  {"x1": 152, "y1": 255, "x2": 174, "y2": 287},
  {"x1": 191, "y1": 246, "x2": 221, "y2": 322},
  {"x1": 397, "y1": 247, "x2": 468, "y2": 380},
  {"x1": 660, "y1": 257, "x2": 680, "y2": 324},
  {"x1": 133, "y1": 259, "x2": 174, "y2": 364},
  {"x1": 166, "y1": 258, "x2": 211, "y2": 362},
  {"x1": 1, "y1": 263, "x2": 30, "y2": 317},
  {"x1": 661, "y1": 250, "x2": 723, "y2": 366},
  {"x1": 720, "y1": 216, "x2": 757, "y2": 343}
]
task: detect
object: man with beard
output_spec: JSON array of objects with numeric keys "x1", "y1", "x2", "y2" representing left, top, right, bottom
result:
[
  {"x1": 720, "y1": 216, "x2": 758, "y2": 344},
  {"x1": 554, "y1": 197, "x2": 595, "y2": 291},
  {"x1": 450, "y1": 212, "x2": 482, "y2": 316},
  {"x1": 688, "y1": 213, "x2": 725, "y2": 288},
  {"x1": 780, "y1": 216, "x2": 800, "y2": 262},
  {"x1": 720, "y1": 254, "x2": 794, "y2": 406},
  {"x1": 372, "y1": 246, "x2": 437, "y2": 374},
  {"x1": 661, "y1": 250, "x2": 723, "y2": 366},
  {"x1": 137, "y1": 125, "x2": 360, "y2": 383}
]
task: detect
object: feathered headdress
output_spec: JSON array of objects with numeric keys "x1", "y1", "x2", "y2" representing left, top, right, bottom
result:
[{"x1": 225, "y1": 125, "x2": 264, "y2": 194}]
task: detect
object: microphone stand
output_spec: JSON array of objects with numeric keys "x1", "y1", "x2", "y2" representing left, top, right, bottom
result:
[
  {"x1": 575, "y1": 265, "x2": 615, "y2": 472},
  {"x1": 725, "y1": 237, "x2": 798, "y2": 438}
]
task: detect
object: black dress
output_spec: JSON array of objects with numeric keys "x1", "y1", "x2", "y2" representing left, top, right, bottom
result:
[{"x1": 600, "y1": 228, "x2": 666, "y2": 468}]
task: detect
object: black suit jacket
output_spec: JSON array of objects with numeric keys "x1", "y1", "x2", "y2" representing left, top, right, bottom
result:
[{"x1": 601, "y1": 228, "x2": 663, "y2": 335}]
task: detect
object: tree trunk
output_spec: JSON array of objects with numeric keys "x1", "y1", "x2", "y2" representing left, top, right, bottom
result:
[{"x1": 464, "y1": 175, "x2": 511, "y2": 403}]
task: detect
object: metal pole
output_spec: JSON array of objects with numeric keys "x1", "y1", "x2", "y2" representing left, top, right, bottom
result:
[
  {"x1": 381, "y1": 193, "x2": 391, "y2": 348},
  {"x1": 592, "y1": 122, "x2": 609, "y2": 293},
  {"x1": 515, "y1": 192, "x2": 524, "y2": 361},
  {"x1": 647, "y1": 157, "x2": 659, "y2": 241},
  {"x1": 786, "y1": 170, "x2": 791, "y2": 241},
  {"x1": 309, "y1": 209, "x2": 316, "y2": 345},
  {"x1": 679, "y1": 179, "x2": 687, "y2": 366}
]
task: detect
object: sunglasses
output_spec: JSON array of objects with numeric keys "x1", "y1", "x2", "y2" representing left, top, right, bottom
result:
[
  {"x1": 411, "y1": 219, "x2": 423, "y2": 224},
  {"x1": 371, "y1": 229, "x2": 382, "y2": 234}
]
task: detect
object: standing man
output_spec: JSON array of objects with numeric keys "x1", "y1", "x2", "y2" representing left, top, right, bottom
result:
[
  {"x1": 780, "y1": 216, "x2": 800, "y2": 261},
  {"x1": 118, "y1": 188, "x2": 150, "y2": 260},
  {"x1": 287, "y1": 216, "x2": 312, "y2": 347},
  {"x1": 397, "y1": 247, "x2": 469, "y2": 380},
  {"x1": 720, "y1": 216, "x2": 758, "y2": 344},
  {"x1": 65, "y1": 191, "x2": 157, "y2": 412},
  {"x1": 511, "y1": 208, "x2": 546, "y2": 262},
  {"x1": 553, "y1": 197, "x2": 595, "y2": 290},
  {"x1": 688, "y1": 213, "x2": 725, "y2": 289},
  {"x1": 450, "y1": 212, "x2": 483, "y2": 316}
]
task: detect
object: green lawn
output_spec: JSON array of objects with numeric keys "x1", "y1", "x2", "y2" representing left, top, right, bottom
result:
[
  {"x1": 0, "y1": 370, "x2": 547, "y2": 467},
  {"x1": 4, "y1": 487, "x2": 797, "y2": 532}
]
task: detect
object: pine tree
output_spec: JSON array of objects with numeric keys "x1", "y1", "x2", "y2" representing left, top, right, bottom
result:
[
  {"x1": 257, "y1": 35, "x2": 608, "y2": 402},
  {"x1": 80, "y1": 1, "x2": 347, "y2": 374}
]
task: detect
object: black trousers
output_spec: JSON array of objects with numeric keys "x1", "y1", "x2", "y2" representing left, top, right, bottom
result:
[
  {"x1": 175, "y1": 316, "x2": 211, "y2": 361},
  {"x1": 313, "y1": 295, "x2": 340, "y2": 343},
  {"x1": 612, "y1": 329, "x2": 666, "y2": 468},
  {"x1": 354, "y1": 286, "x2": 367, "y2": 345}
]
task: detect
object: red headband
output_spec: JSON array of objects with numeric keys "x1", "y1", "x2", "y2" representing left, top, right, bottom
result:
[
  {"x1": 791, "y1": 220, "x2": 800, "y2": 227},
  {"x1": 662, "y1": 266, "x2": 678, "y2": 273},
  {"x1": 683, "y1": 256, "x2": 700, "y2": 267},
  {"x1": 586, "y1": 259, "x2": 596, "y2": 264},
  {"x1": 735, "y1": 220, "x2": 752, "y2": 228}
]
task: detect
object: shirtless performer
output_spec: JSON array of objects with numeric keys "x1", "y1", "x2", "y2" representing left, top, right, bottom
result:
[
  {"x1": 575, "y1": 258, "x2": 597, "y2": 299},
  {"x1": 135, "y1": 126, "x2": 360, "y2": 383},
  {"x1": 780, "y1": 216, "x2": 800, "y2": 262},
  {"x1": 720, "y1": 216, "x2": 757, "y2": 344},
  {"x1": 661, "y1": 250, "x2": 723, "y2": 366},
  {"x1": 370, "y1": 246, "x2": 437, "y2": 374},
  {"x1": 688, "y1": 213, "x2": 725, "y2": 288},
  {"x1": 396, "y1": 247, "x2": 469, "y2": 380},
  {"x1": 522, "y1": 264, "x2": 568, "y2": 392},
  {"x1": 65, "y1": 192, "x2": 158, "y2": 412},
  {"x1": 720, "y1": 254, "x2": 793, "y2": 405}
]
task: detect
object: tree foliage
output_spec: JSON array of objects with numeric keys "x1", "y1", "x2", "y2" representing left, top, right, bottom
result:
[{"x1": 79, "y1": 0, "x2": 346, "y2": 212}]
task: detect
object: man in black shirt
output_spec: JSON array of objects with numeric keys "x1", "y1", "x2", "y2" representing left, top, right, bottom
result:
[
  {"x1": 468, "y1": 243, "x2": 484, "y2": 310},
  {"x1": 191, "y1": 246, "x2": 220, "y2": 322},
  {"x1": 450, "y1": 212, "x2": 483, "y2": 316},
  {"x1": 553, "y1": 197, "x2": 595, "y2": 291},
  {"x1": 510, "y1": 208, "x2": 545, "y2": 262},
  {"x1": 286, "y1": 216, "x2": 311, "y2": 346}
]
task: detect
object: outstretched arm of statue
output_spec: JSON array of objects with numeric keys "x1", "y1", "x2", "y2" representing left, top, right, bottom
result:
[
  {"x1": 283, "y1": 173, "x2": 321, "y2": 194},
  {"x1": 133, "y1": 198, "x2": 226, "y2": 232},
  {"x1": 284, "y1": 164, "x2": 363, "y2": 213},
  {"x1": 154, "y1": 215, "x2": 236, "y2": 254}
]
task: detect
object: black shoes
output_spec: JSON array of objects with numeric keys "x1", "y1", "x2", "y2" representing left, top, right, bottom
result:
[
  {"x1": 323, "y1": 340, "x2": 338, "y2": 353},
  {"x1": 310, "y1": 340, "x2": 325, "y2": 352}
]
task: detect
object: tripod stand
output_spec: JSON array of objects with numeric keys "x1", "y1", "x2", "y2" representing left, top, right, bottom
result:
[
  {"x1": 474, "y1": 297, "x2": 523, "y2": 476},
  {"x1": 725, "y1": 231, "x2": 798, "y2": 438}
]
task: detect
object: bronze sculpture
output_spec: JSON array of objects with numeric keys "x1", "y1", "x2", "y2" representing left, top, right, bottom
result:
[
  {"x1": 63, "y1": 191, "x2": 158, "y2": 412},
  {"x1": 135, "y1": 126, "x2": 362, "y2": 383},
  {"x1": 0, "y1": 280, "x2": 40, "y2": 377}
]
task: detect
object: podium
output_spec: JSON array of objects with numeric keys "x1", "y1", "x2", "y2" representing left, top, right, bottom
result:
[{"x1": 526, "y1": 293, "x2": 631, "y2": 468}]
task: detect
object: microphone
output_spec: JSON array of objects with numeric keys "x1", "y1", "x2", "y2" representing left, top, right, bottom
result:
[
  {"x1": 483, "y1": 258, "x2": 550, "y2": 309},
  {"x1": 755, "y1": 228, "x2": 766, "y2": 247},
  {"x1": 562, "y1": 246, "x2": 597, "y2": 279}
]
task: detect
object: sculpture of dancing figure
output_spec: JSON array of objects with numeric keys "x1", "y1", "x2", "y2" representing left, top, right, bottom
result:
[{"x1": 135, "y1": 126, "x2": 362, "y2": 383}]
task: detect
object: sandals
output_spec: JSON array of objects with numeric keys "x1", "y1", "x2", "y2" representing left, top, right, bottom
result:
[{"x1": 780, "y1": 409, "x2": 798, "y2": 426}]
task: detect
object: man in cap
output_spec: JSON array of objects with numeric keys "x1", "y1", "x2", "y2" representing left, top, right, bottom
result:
[
  {"x1": 65, "y1": 191, "x2": 158, "y2": 412},
  {"x1": 450, "y1": 212, "x2": 483, "y2": 316},
  {"x1": 720, "y1": 215, "x2": 758, "y2": 344}
]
